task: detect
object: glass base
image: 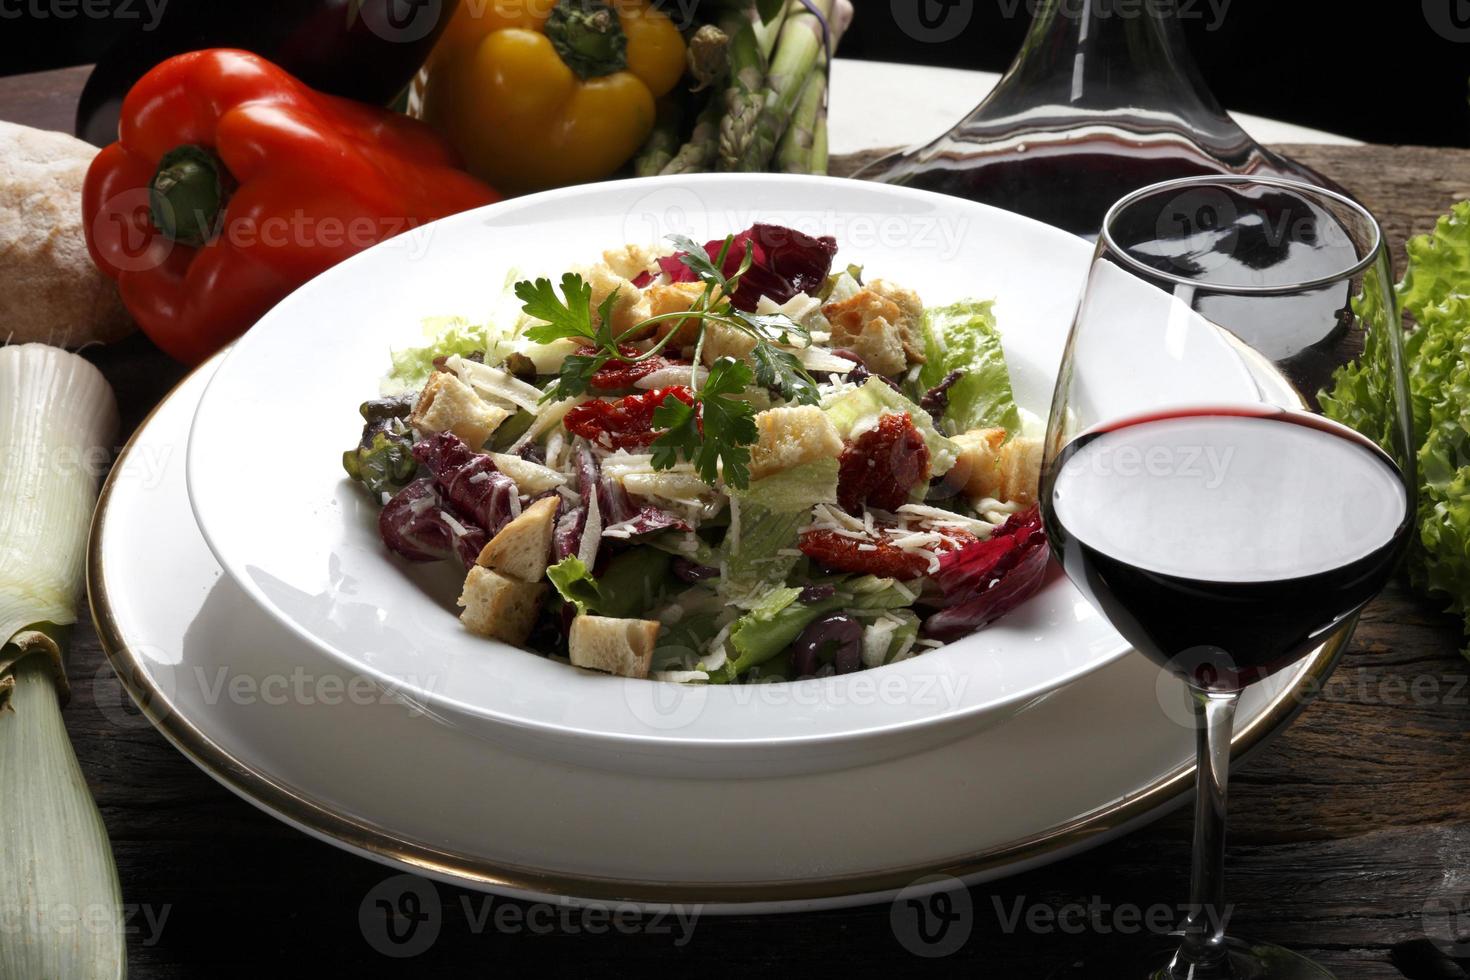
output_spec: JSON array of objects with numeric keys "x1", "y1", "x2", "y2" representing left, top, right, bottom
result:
[{"x1": 1047, "y1": 937, "x2": 1336, "y2": 979}]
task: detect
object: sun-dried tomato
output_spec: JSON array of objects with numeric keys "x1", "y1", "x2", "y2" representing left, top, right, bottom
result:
[
  {"x1": 564, "y1": 386, "x2": 694, "y2": 449},
  {"x1": 798, "y1": 525, "x2": 977, "y2": 581},
  {"x1": 587, "y1": 346, "x2": 685, "y2": 391},
  {"x1": 837, "y1": 413, "x2": 931, "y2": 513}
]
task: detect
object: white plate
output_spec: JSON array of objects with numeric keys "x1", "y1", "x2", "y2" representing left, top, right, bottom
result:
[
  {"x1": 184, "y1": 175, "x2": 1244, "y2": 777},
  {"x1": 94, "y1": 360, "x2": 1347, "y2": 910}
]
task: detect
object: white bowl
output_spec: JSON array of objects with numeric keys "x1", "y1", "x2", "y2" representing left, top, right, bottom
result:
[{"x1": 187, "y1": 174, "x2": 1131, "y2": 777}]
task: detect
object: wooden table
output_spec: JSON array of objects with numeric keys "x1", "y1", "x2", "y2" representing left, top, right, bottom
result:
[{"x1": 5, "y1": 65, "x2": 1469, "y2": 979}]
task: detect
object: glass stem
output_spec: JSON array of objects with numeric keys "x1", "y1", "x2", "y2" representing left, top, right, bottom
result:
[{"x1": 1172, "y1": 687, "x2": 1241, "y2": 979}]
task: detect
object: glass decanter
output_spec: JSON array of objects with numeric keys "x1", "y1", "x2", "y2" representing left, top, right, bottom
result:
[{"x1": 857, "y1": 0, "x2": 1339, "y2": 236}]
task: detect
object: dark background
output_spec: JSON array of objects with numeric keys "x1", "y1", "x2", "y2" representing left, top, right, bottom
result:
[{"x1": 1, "y1": 1, "x2": 1467, "y2": 146}]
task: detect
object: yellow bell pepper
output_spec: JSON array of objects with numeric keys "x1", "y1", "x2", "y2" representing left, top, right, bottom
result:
[{"x1": 423, "y1": 0, "x2": 686, "y2": 194}]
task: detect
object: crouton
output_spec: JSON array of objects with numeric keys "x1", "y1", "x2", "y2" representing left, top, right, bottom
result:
[
  {"x1": 947, "y1": 429, "x2": 1041, "y2": 506},
  {"x1": 748, "y1": 406, "x2": 844, "y2": 481},
  {"x1": 996, "y1": 436, "x2": 1041, "y2": 507},
  {"x1": 569, "y1": 615, "x2": 662, "y2": 679},
  {"x1": 584, "y1": 263, "x2": 653, "y2": 337},
  {"x1": 700, "y1": 321, "x2": 757, "y2": 366},
  {"x1": 822, "y1": 285, "x2": 926, "y2": 376},
  {"x1": 948, "y1": 427, "x2": 1007, "y2": 499},
  {"x1": 411, "y1": 371, "x2": 511, "y2": 449},
  {"x1": 601, "y1": 243, "x2": 664, "y2": 281},
  {"x1": 458, "y1": 566, "x2": 546, "y2": 645},
  {"x1": 476, "y1": 496, "x2": 560, "y2": 582},
  {"x1": 647, "y1": 281, "x2": 713, "y2": 348},
  {"x1": 868, "y1": 279, "x2": 926, "y2": 353}
]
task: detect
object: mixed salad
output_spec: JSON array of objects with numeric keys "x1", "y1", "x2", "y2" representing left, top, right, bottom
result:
[{"x1": 342, "y1": 224, "x2": 1049, "y2": 682}]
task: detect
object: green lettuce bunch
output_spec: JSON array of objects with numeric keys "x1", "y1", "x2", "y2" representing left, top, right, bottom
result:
[{"x1": 1323, "y1": 201, "x2": 1470, "y2": 658}]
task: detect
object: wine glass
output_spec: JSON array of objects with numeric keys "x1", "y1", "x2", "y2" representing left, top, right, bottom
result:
[{"x1": 1041, "y1": 176, "x2": 1413, "y2": 979}]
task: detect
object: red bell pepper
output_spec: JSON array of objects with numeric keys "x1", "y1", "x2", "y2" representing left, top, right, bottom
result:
[{"x1": 83, "y1": 49, "x2": 498, "y2": 364}]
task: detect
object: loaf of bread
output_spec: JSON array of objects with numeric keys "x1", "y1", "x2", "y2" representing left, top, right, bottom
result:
[{"x1": 0, "y1": 121, "x2": 131, "y2": 347}]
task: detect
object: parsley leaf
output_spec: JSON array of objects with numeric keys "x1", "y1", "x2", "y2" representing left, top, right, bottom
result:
[
  {"x1": 651, "y1": 357, "x2": 758, "y2": 488},
  {"x1": 543, "y1": 352, "x2": 605, "y2": 402},
  {"x1": 518, "y1": 274, "x2": 597, "y2": 344},
  {"x1": 751, "y1": 343, "x2": 820, "y2": 405}
]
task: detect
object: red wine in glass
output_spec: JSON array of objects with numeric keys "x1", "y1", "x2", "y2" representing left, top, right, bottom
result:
[{"x1": 1043, "y1": 408, "x2": 1412, "y2": 691}]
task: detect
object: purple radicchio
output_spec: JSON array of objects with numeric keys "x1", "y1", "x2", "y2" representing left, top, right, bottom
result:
[
  {"x1": 412, "y1": 432, "x2": 521, "y2": 539},
  {"x1": 378, "y1": 478, "x2": 486, "y2": 567},
  {"x1": 658, "y1": 223, "x2": 838, "y2": 312}
]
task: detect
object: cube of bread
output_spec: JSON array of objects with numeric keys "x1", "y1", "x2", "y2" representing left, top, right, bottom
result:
[
  {"x1": 584, "y1": 263, "x2": 653, "y2": 337},
  {"x1": 749, "y1": 406, "x2": 844, "y2": 481},
  {"x1": 458, "y1": 566, "x2": 546, "y2": 645},
  {"x1": 996, "y1": 436, "x2": 1041, "y2": 507},
  {"x1": 948, "y1": 427, "x2": 1007, "y2": 499},
  {"x1": 648, "y1": 281, "x2": 712, "y2": 348},
  {"x1": 868, "y1": 279, "x2": 926, "y2": 359},
  {"x1": 476, "y1": 496, "x2": 559, "y2": 582},
  {"x1": 601, "y1": 243, "x2": 664, "y2": 281},
  {"x1": 411, "y1": 371, "x2": 511, "y2": 449},
  {"x1": 569, "y1": 615, "x2": 662, "y2": 679},
  {"x1": 948, "y1": 429, "x2": 1041, "y2": 506},
  {"x1": 699, "y1": 321, "x2": 757, "y2": 366},
  {"x1": 822, "y1": 285, "x2": 925, "y2": 376}
]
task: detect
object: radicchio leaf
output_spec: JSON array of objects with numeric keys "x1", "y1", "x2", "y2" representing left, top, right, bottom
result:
[
  {"x1": 660, "y1": 224, "x2": 839, "y2": 312},
  {"x1": 922, "y1": 507, "x2": 1050, "y2": 641},
  {"x1": 412, "y1": 432, "x2": 520, "y2": 538},
  {"x1": 597, "y1": 472, "x2": 693, "y2": 537},
  {"x1": 379, "y1": 478, "x2": 486, "y2": 567}
]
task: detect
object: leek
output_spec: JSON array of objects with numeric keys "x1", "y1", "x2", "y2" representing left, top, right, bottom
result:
[{"x1": 0, "y1": 343, "x2": 125, "y2": 980}]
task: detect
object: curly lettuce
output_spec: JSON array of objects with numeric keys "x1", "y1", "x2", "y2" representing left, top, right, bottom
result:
[
  {"x1": 918, "y1": 300, "x2": 1021, "y2": 436},
  {"x1": 386, "y1": 316, "x2": 493, "y2": 390},
  {"x1": 1322, "y1": 201, "x2": 1470, "y2": 658}
]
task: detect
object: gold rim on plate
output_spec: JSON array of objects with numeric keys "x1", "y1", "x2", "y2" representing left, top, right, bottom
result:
[{"x1": 85, "y1": 354, "x2": 1351, "y2": 906}]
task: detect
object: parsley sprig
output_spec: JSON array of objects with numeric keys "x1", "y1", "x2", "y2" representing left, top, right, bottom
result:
[{"x1": 514, "y1": 235, "x2": 823, "y2": 489}]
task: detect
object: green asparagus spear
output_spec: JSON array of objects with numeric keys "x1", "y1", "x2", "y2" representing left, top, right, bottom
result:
[
  {"x1": 731, "y1": 0, "x2": 834, "y2": 172},
  {"x1": 776, "y1": 60, "x2": 826, "y2": 173}
]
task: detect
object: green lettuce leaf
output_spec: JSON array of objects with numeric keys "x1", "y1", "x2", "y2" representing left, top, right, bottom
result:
[
  {"x1": 721, "y1": 459, "x2": 838, "y2": 589},
  {"x1": 388, "y1": 317, "x2": 492, "y2": 390},
  {"x1": 918, "y1": 300, "x2": 1021, "y2": 436},
  {"x1": 546, "y1": 551, "x2": 672, "y2": 619}
]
